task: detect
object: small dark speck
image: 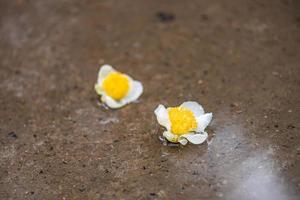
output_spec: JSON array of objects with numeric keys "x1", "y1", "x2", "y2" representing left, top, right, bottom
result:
[
  {"x1": 79, "y1": 187, "x2": 86, "y2": 192},
  {"x1": 274, "y1": 124, "x2": 279, "y2": 128},
  {"x1": 149, "y1": 192, "x2": 157, "y2": 196},
  {"x1": 282, "y1": 144, "x2": 289, "y2": 148},
  {"x1": 282, "y1": 0, "x2": 292, "y2": 5},
  {"x1": 163, "y1": 61, "x2": 170, "y2": 66},
  {"x1": 201, "y1": 14, "x2": 208, "y2": 20},
  {"x1": 90, "y1": 177, "x2": 97, "y2": 182},
  {"x1": 62, "y1": 161, "x2": 68, "y2": 164},
  {"x1": 113, "y1": 139, "x2": 119, "y2": 143},
  {"x1": 33, "y1": 134, "x2": 37, "y2": 138},
  {"x1": 14, "y1": 70, "x2": 21, "y2": 75},
  {"x1": 287, "y1": 124, "x2": 295, "y2": 129},
  {"x1": 30, "y1": 191, "x2": 34, "y2": 195},
  {"x1": 142, "y1": 166, "x2": 146, "y2": 170},
  {"x1": 8, "y1": 131, "x2": 17, "y2": 139},
  {"x1": 39, "y1": 170, "x2": 43, "y2": 174},
  {"x1": 290, "y1": 163, "x2": 295, "y2": 167},
  {"x1": 73, "y1": 85, "x2": 79, "y2": 90},
  {"x1": 156, "y1": 11, "x2": 175, "y2": 23}
]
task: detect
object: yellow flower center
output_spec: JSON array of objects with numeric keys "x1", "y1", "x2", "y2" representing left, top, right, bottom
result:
[
  {"x1": 102, "y1": 72, "x2": 130, "y2": 100},
  {"x1": 168, "y1": 107, "x2": 197, "y2": 135}
]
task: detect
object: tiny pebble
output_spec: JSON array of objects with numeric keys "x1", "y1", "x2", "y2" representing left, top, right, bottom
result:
[
  {"x1": 8, "y1": 131, "x2": 17, "y2": 139},
  {"x1": 272, "y1": 71, "x2": 279, "y2": 76},
  {"x1": 198, "y1": 80, "x2": 203, "y2": 84}
]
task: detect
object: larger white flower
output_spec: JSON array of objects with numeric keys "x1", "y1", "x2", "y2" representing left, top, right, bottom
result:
[
  {"x1": 154, "y1": 101, "x2": 212, "y2": 145},
  {"x1": 94, "y1": 65, "x2": 143, "y2": 109}
]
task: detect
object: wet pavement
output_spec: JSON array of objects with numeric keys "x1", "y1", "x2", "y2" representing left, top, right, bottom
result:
[{"x1": 0, "y1": 0, "x2": 300, "y2": 199}]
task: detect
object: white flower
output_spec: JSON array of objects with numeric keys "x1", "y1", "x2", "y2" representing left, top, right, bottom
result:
[
  {"x1": 94, "y1": 65, "x2": 143, "y2": 109},
  {"x1": 154, "y1": 101, "x2": 212, "y2": 145}
]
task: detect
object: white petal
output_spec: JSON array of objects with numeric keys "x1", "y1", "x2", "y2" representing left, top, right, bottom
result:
[
  {"x1": 101, "y1": 95, "x2": 126, "y2": 109},
  {"x1": 122, "y1": 80, "x2": 143, "y2": 104},
  {"x1": 178, "y1": 137, "x2": 188, "y2": 145},
  {"x1": 95, "y1": 83, "x2": 104, "y2": 95},
  {"x1": 97, "y1": 64, "x2": 115, "y2": 84},
  {"x1": 182, "y1": 132, "x2": 208, "y2": 144},
  {"x1": 163, "y1": 131, "x2": 178, "y2": 143},
  {"x1": 180, "y1": 101, "x2": 205, "y2": 117},
  {"x1": 154, "y1": 105, "x2": 171, "y2": 130},
  {"x1": 196, "y1": 113, "x2": 213, "y2": 132}
]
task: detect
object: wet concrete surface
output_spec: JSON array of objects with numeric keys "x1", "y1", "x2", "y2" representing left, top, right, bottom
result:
[{"x1": 0, "y1": 0, "x2": 300, "y2": 199}]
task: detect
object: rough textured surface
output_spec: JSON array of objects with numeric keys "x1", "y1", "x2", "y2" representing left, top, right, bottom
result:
[{"x1": 0, "y1": 0, "x2": 300, "y2": 199}]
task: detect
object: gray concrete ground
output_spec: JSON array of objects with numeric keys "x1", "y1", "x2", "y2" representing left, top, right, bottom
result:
[{"x1": 0, "y1": 0, "x2": 300, "y2": 199}]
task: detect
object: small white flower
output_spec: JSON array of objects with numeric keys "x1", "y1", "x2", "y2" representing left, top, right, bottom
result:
[
  {"x1": 94, "y1": 65, "x2": 143, "y2": 109},
  {"x1": 154, "y1": 101, "x2": 212, "y2": 145}
]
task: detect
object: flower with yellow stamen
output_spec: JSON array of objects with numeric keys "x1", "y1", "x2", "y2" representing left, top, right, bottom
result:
[
  {"x1": 154, "y1": 101, "x2": 212, "y2": 145},
  {"x1": 95, "y1": 65, "x2": 143, "y2": 109}
]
